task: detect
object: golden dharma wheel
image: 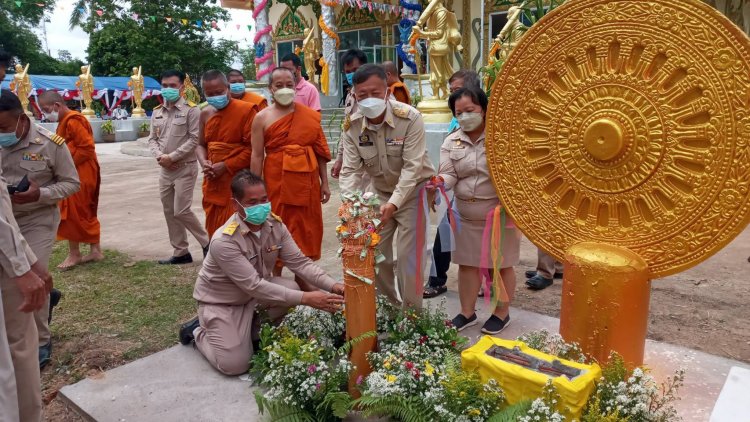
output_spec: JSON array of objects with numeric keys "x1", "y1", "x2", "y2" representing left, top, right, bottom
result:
[{"x1": 486, "y1": 0, "x2": 750, "y2": 278}]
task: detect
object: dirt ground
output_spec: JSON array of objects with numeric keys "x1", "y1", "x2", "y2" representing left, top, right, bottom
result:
[{"x1": 40, "y1": 142, "x2": 750, "y2": 419}]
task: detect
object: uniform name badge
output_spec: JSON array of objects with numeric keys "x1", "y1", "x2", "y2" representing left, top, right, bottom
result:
[
  {"x1": 358, "y1": 134, "x2": 373, "y2": 147},
  {"x1": 386, "y1": 137, "x2": 404, "y2": 146},
  {"x1": 22, "y1": 152, "x2": 44, "y2": 161}
]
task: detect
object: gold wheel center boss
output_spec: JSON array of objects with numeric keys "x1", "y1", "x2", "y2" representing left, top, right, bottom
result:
[{"x1": 486, "y1": 0, "x2": 750, "y2": 278}]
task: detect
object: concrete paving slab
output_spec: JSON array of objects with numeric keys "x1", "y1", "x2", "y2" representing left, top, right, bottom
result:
[
  {"x1": 60, "y1": 291, "x2": 749, "y2": 422},
  {"x1": 709, "y1": 366, "x2": 750, "y2": 421}
]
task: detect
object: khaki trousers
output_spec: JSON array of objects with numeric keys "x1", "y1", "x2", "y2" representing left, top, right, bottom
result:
[
  {"x1": 0, "y1": 285, "x2": 20, "y2": 422},
  {"x1": 159, "y1": 163, "x2": 209, "y2": 257},
  {"x1": 1, "y1": 273, "x2": 43, "y2": 422},
  {"x1": 536, "y1": 248, "x2": 563, "y2": 279},
  {"x1": 375, "y1": 190, "x2": 428, "y2": 310},
  {"x1": 15, "y1": 208, "x2": 60, "y2": 345},
  {"x1": 194, "y1": 277, "x2": 298, "y2": 376}
]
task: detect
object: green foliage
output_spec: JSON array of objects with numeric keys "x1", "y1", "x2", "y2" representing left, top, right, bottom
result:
[
  {"x1": 69, "y1": 0, "x2": 236, "y2": 78},
  {"x1": 255, "y1": 390, "x2": 315, "y2": 422},
  {"x1": 355, "y1": 394, "x2": 438, "y2": 422},
  {"x1": 138, "y1": 121, "x2": 150, "y2": 132},
  {"x1": 486, "y1": 401, "x2": 533, "y2": 422},
  {"x1": 238, "y1": 47, "x2": 257, "y2": 81},
  {"x1": 101, "y1": 120, "x2": 115, "y2": 134}
]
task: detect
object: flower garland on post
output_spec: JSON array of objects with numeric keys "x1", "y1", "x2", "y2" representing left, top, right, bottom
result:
[
  {"x1": 253, "y1": 0, "x2": 274, "y2": 82},
  {"x1": 319, "y1": 0, "x2": 340, "y2": 97},
  {"x1": 336, "y1": 191, "x2": 384, "y2": 398}
]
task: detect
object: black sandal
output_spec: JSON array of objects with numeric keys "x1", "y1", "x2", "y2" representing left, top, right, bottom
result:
[{"x1": 423, "y1": 285, "x2": 447, "y2": 298}]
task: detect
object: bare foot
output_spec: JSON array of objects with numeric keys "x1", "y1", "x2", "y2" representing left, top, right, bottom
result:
[
  {"x1": 82, "y1": 251, "x2": 104, "y2": 263},
  {"x1": 57, "y1": 255, "x2": 82, "y2": 271}
]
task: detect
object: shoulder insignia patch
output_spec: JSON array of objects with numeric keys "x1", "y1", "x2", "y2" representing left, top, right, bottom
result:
[
  {"x1": 392, "y1": 104, "x2": 410, "y2": 119},
  {"x1": 271, "y1": 212, "x2": 283, "y2": 223},
  {"x1": 198, "y1": 101, "x2": 210, "y2": 109},
  {"x1": 223, "y1": 221, "x2": 240, "y2": 235},
  {"x1": 342, "y1": 115, "x2": 351, "y2": 131},
  {"x1": 36, "y1": 125, "x2": 66, "y2": 145},
  {"x1": 187, "y1": 101, "x2": 197, "y2": 107}
]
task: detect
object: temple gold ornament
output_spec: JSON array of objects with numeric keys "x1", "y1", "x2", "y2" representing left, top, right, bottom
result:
[
  {"x1": 486, "y1": 0, "x2": 750, "y2": 367},
  {"x1": 76, "y1": 65, "x2": 95, "y2": 118},
  {"x1": 129, "y1": 66, "x2": 146, "y2": 118},
  {"x1": 302, "y1": 24, "x2": 321, "y2": 88},
  {"x1": 9, "y1": 63, "x2": 33, "y2": 118},
  {"x1": 182, "y1": 74, "x2": 201, "y2": 104}
]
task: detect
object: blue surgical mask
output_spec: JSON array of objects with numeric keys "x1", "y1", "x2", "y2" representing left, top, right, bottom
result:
[
  {"x1": 161, "y1": 87, "x2": 180, "y2": 102},
  {"x1": 346, "y1": 72, "x2": 354, "y2": 86},
  {"x1": 237, "y1": 200, "x2": 272, "y2": 225},
  {"x1": 230, "y1": 83, "x2": 246, "y2": 94},
  {"x1": 0, "y1": 116, "x2": 22, "y2": 148},
  {"x1": 206, "y1": 94, "x2": 229, "y2": 110}
]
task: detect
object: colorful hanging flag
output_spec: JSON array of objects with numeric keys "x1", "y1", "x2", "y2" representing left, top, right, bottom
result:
[
  {"x1": 96, "y1": 9, "x2": 103, "y2": 16},
  {"x1": 196, "y1": 20, "x2": 203, "y2": 27},
  {"x1": 247, "y1": 24, "x2": 252, "y2": 31},
  {"x1": 77, "y1": 7, "x2": 85, "y2": 13},
  {"x1": 236, "y1": 24, "x2": 240, "y2": 30},
  {"x1": 132, "y1": 13, "x2": 138, "y2": 20},
  {"x1": 181, "y1": 18, "x2": 188, "y2": 25},
  {"x1": 211, "y1": 20, "x2": 217, "y2": 28},
  {"x1": 149, "y1": 15, "x2": 156, "y2": 22},
  {"x1": 166, "y1": 16, "x2": 172, "y2": 22},
  {"x1": 14, "y1": 1, "x2": 21, "y2": 6}
]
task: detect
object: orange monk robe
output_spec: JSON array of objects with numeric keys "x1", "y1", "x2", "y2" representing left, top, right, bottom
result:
[
  {"x1": 203, "y1": 99, "x2": 257, "y2": 236},
  {"x1": 263, "y1": 104, "x2": 331, "y2": 260},
  {"x1": 56, "y1": 111, "x2": 101, "y2": 244},
  {"x1": 239, "y1": 92, "x2": 268, "y2": 110},
  {"x1": 389, "y1": 81, "x2": 411, "y2": 105}
]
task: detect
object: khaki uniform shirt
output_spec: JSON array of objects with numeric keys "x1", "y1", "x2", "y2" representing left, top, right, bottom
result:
[
  {"x1": 439, "y1": 129, "x2": 496, "y2": 200},
  {"x1": 193, "y1": 213, "x2": 338, "y2": 306},
  {"x1": 0, "y1": 124, "x2": 80, "y2": 216},
  {"x1": 340, "y1": 100, "x2": 435, "y2": 209},
  {"x1": 0, "y1": 170, "x2": 37, "y2": 278},
  {"x1": 147, "y1": 97, "x2": 200, "y2": 164}
]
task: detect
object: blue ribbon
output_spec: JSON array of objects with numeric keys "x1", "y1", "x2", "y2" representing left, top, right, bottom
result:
[{"x1": 397, "y1": 1, "x2": 421, "y2": 73}]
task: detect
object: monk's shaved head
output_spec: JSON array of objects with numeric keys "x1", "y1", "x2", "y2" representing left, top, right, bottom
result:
[
  {"x1": 227, "y1": 69, "x2": 244, "y2": 78},
  {"x1": 38, "y1": 90, "x2": 64, "y2": 105},
  {"x1": 270, "y1": 67, "x2": 295, "y2": 84},
  {"x1": 382, "y1": 61, "x2": 398, "y2": 75},
  {"x1": 201, "y1": 70, "x2": 228, "y2": 87}
]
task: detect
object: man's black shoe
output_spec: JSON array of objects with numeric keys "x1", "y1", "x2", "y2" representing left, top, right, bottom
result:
[
  {"x1": 423, "y1": 285, "x2": 447, "y2": 298},
  {"x1": 203, "y1": 245, "x2": 209, "y2": 258},
  {"x1": 179, "y1": 316, "x2": 200, "y2": 345},
  {"x1": 525, "y1": 270, "x2": 563, "y2": 279},
  {"x1": 48, "y1": 288, "x2": 62, "y2": 324},
  {"x1": 158, "y1": 253, "x2": 193, "y2": 265},
  {"x1": 39, "y1": 342, "x2": 52, "y2": 369},
  {"x1": 450, "y1": 313, "x2": 477, "y2": 332},
  {"x1": 525, "y1": 275, "x2": 553, "y2": 291}
]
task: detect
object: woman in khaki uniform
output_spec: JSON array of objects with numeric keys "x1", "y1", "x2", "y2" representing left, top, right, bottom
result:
[{"x1": 437, "y1": 87, "x2": 520, "y2": 334}]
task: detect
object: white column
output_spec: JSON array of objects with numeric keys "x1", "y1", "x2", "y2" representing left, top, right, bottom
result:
[{"x1": 321, "y1": 4, "x2": 339, "y2": 96}]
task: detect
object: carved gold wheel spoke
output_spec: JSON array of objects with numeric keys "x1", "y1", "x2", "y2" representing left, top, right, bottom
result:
[{"x1": 487, "y1": 0, "x2": 750, "y2": 278}]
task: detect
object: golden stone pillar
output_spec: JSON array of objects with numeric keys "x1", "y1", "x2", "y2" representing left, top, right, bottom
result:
[{"x1": 486, "y1": 0, "x2": 750, "y2": 368}]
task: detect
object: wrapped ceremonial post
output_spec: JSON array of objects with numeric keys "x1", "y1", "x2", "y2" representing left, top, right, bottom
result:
[{"x1": 336, "y1": 192, "x2": 382, "y2": 398}]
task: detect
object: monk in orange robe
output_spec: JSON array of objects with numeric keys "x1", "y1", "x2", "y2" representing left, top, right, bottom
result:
[
  {"x1": 251, "y1": 68, "x2": 331, "y2": 287},
  {"x1": 384, "y1": 61, "x2": 411, "y2": 105},
  {"x1": 197, "y1": 70, "x2": 258, "y2": 236},
  {"x1": 38, "y1": 91, "x2": 103, "y2": 269},
  {"x1": 227, "y1": 69, "x2": 268, "y2": 110}
]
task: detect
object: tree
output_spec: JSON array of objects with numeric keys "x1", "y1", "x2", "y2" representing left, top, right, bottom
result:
[
  {"x1": 70, "y1": 0, "x2": 238, "y2": 79},
  {"x1": 57, "y1": 50, "x2": 73, "y2": 62},
  {"x1": 0, "y1": 0, "x2": 63, "y2": 74},
  {"x1": 239, "y1": 47, "x2": 257, "y2": 80}
]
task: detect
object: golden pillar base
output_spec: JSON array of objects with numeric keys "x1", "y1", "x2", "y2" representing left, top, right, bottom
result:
[
  {"x1": 131, "y1": 108, "x2": 146, "y2": 118},
  {"x1": 559, "y1": 242, "x2": 651, "y2": 368},
  {"x1": 81, "y1": 108, "x2": 96, "y2": 119},
  {"x1": 416, "y1": 98, "x2": 453, "y2": 123}
]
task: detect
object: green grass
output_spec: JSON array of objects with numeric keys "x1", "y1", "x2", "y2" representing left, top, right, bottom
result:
[{"x1": 44, "y1": 242, "x2": 199, "y2": 387}]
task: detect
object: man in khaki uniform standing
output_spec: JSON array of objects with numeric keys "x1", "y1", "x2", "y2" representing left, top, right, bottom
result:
[
  {"x1": 3, "y1": 102, "x2": 80, "y2": 369},
  {"x1": 149, "y1": 70, "x2": 210, "y2": 264},
  {"x1": 340, "y1": 64, "x2": 435, "y2": 309},
  {"x1": 0, "y1": 88, "x2": 55, "y2": 422},
  {"x1": 179, "y1": 170, "x2": 344, "y2": 376}
]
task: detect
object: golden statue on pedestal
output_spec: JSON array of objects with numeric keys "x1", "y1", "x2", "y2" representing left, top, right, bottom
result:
[
  {"x1": 302, "y1": 25, "x2": 320, "y2": 88},
  {"x1": 412, "y1": 0, "x2": 462, "y2": 100},
  {"x1": 76, "y1": 65, "x2": 95, "y2": 118},
  {"x1": 489, "y1": 3, "x2": 526, "y2": 66},
  {"x1": 129, "y1": 66, "x2": 146, "y2": 118},
  {"x1": 9, "y1": 63, "x2": 33, "y2": 118},
  {"x1": 486, "y1": 0, "x2": 750, "y2": 368},
  {"x1": 182, "y1": 74, "x2": 201, "y2": 104}
]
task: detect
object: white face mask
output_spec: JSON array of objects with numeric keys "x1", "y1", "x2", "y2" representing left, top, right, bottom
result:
[
  {"x1": 457, "y1": 112, "x2": 484, "y2": 132},
  {"x1": 358, "y1": 94, "x2": 388, "y2": 119},
  {"x1": 44, "y1": 105, "x2": 60, "y2": 122},
  {"x1": 273, "y1": 88, "x2": 295, "y2": 106}
]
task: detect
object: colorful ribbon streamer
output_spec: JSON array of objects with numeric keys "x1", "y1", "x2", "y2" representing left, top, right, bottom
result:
[{"x1": 480, "y1": 206, "x2": 510, "y2": 308}]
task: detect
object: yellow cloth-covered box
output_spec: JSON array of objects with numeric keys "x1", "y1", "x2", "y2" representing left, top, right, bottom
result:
[{"x1": 461, "y1": 336, "x2": 601, "y2": 418}]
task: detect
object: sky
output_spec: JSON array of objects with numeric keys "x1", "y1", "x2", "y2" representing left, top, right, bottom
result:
[{"x1": 38, "y1": 0, "x2": 256, "y2": 68}]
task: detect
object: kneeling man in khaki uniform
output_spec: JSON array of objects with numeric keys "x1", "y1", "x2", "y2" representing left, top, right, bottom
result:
[{"x1": 179, "y1": 170, "x2": 344, "y2": 376}]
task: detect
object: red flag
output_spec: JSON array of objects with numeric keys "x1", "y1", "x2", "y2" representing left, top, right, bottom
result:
[{"x1": 96, "y1": 9, "x2": 103, "y2": 16}]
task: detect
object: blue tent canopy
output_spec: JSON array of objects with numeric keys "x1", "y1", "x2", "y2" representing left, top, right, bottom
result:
[{"x1": 0, "y1": 75, "x2": 161, "y2": 91}]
